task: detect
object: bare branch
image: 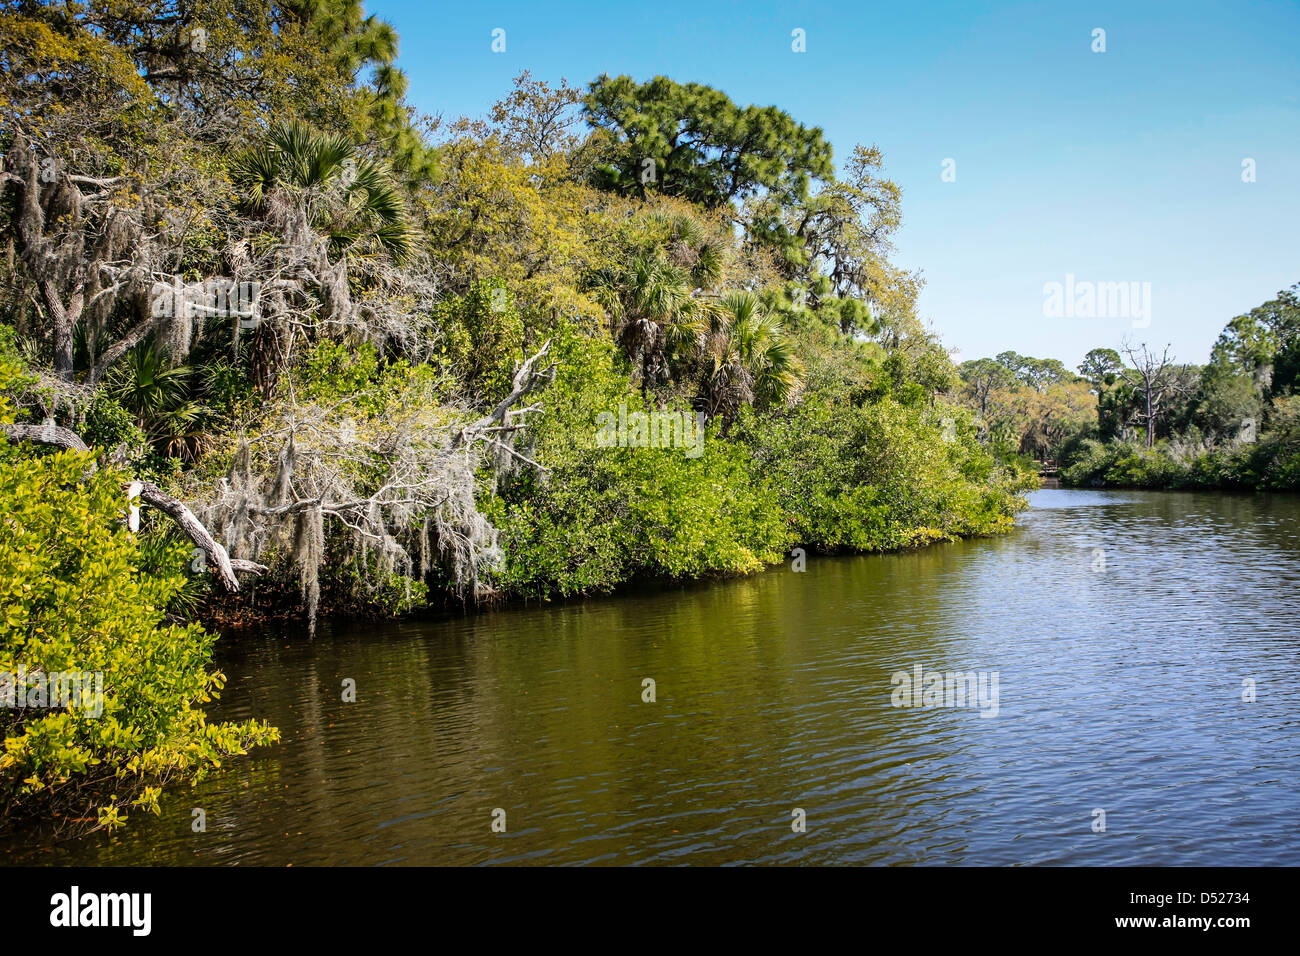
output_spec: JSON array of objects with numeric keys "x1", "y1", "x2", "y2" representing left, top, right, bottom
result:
[{"x1": 1, "y1": 424, "x2": 255, "y2": 592}]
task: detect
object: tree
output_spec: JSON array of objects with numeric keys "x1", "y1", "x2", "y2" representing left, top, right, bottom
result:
[
  {"x1": 959, "y1": 358, "x2": 1014, "y2": 420},
  {"x1": 697, "y1": 291, "x2": 802, "y2": 423},
  {"x1": 231, "y1": 119, "x2": 415, "y2": 263},
  {"x1": 201, "y1": 340, "x2": 556, "y2": 634},
  {"x1": 1187, "y1": 283, "x2": 1300, "y2": 439},
  {"x1": 988, "y1": 351, "x2": 1073, "y2": 391},
  {"x1": 1006, "y1": 379, "x2": 1096, "y2": 458},
  {"x1": 957, "y1": 353, "x2": 1095, "y2": 458},
  {"x1": 588, "y1": 255, "x2": 711, "y2": 398},
  {"x1": 489, "y1": 71, "x2": 587, "y2": 168},
  {"x1": 219, "y1": 120, "x2": 436, "y2": 398},
  {"x1": 1079, "y1": 347, "x2": 1124, "y2": 432},
  {"x1": 0, "y1": 446, "x2": 278, "y2": 832},
  {"x1": 106, "y1": 343, "x2": 210, "y2": 459},
  {"x1": 1257, "y1": 284, "x2": 1300, "y2": 397},
  {"x1": 0, "y1": 134, "x2": 140, "y2": 380},
  {"x1": 1026, "y1": 358, "x2": 1076, "y2": 390},
  {"x1": 583, "y1": 75, "x2": 834, "y2": 208},
  {"x1": 1209, "y1": 310, "x2": 1277, "y2": 399},
  {"x1": 417, "y1": 120, "x2": 602, "y2": 310},
  {"x1": 1079, "y1": 348, "x2": 1123, "y2": 386},
  {"x1": 743, "y1": 144, "x2": 919, "y2": 330},
  {"x1": 80, "y1": 0, "x2": 437, "y2": 181},
  {"x1": 1118, "y1": 341, "x2": 1190, "y2": 447}
]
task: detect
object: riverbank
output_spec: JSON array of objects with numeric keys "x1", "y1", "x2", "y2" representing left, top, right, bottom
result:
[
  {"x1": 196, "y1": 487, "x2": 1039, "y2": 636},
  {"x1": 9, "y1": 487, "x2": 1298, "y2": 866},
  {"x1": 1059, "y1": 436, "x2": 1300, "y2": 492}
]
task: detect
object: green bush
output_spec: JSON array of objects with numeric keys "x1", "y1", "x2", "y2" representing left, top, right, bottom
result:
[
  {"x1": 1060, "y1": 437, "x2": 1300, "y2": 491},
  {"x1": 82, "y1": 392, "x2": 148, "y2": 460},
  {"x1": 433, "y1": 278, "x2": 526, "y2": 403},
  {"x1": 740, "y1": 394, "x2": 1027, "y2": 551},
  {"x1": 483, "y1": 321, "x2": 1028, "y2": 599},
  {"x1": 486, "y1": 324, "x2": 792, "y2": 598},
  {"x1": 0, "y1": 448, "x2": 277, "y2": 831}
]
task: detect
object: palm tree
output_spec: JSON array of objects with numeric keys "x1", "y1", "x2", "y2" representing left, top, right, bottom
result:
[
  {"x1": 589, "y1": 255, "x2": 713, "y2": 397},
  {"x1": 650, "y1": 211, "x2": 725, "y2": 289},
  {"x1": 106, "y1": 343, "x2": 211, "y2": 460},
  {"x1": 699, "y1": 291, "x2": 803, "y2": 421},
  {"x1": 231, "y1": 120, "x2": 415, "y2": 263}
]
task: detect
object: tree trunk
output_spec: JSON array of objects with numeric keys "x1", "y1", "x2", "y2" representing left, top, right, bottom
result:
[{"x1": 42, "y1": 283, "x2": 76, "y2": 379}]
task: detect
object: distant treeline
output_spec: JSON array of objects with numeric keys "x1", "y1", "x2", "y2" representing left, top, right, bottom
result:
[{"x1": 956, "y1": 284, "x2": 1300, "y2": 490}]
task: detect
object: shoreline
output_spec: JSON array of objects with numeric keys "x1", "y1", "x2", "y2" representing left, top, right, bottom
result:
[{"x1": 200, "y1": 522, "x2": 1032, "y2": 638}]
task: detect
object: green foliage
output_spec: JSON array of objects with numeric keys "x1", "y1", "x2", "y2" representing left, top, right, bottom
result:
[
  {"x1": 744, "y1": 144, "x2": 917, "y2": 324},
  {"x1": 483, "y1": 318, "x2": 1029, "y2": 602},
  {"x1": 740, "y1": 392, "x2": 1028, "y2": 553},
  {"x1": 288, "y1": 338, "x2": 450, "y2": 414},
  {"x1": 105, "y1": 344, "x2": 211, "y2": 460},
  {"x1": 584, "y1": 74, "x2": 834, "y2": 208},
  {"x1": 1060, "y1": 440, "x2": 1188, "y2": 489},
  {"x1": 959, "y1": 349, "x2": 1109, "y2": 462},
  {"x1": 0, "y1": 449, "x2": 277, "y2": 831},
  {"x1": 588, "y1": 252, "x2": 713, "y2": 397},
  {"x1": 1078, "y1": 348, "x2": 1123, "y2": 386},
  {"x1": 293, "y1": 339, "x2": 382, "y2": 406},
  {"x1": 1058, "y1": 283, "x2": 1300, "y2": 488},
  {"x1": 82, "y1": 392, "x2": 148, "y2": 462},
  {"x1": 486, "y1": 325, "x2": 792, "y2": 598},
  {"x1": 698, "y1": 291, "x2": 802, "y2": 421},
  {"x1": 232, "y1": 119, "x2": 416, "y2": 262},
  {"x1": 1193, "y1": 361, "x2": 1259, "y2": 437},
  {"x1": 1060, "y1": 427, "x2": 1300, "y2": 492},
  {"x1": 0, "y1": 331, "x2": 35, "y2": 424},
  {"x1": 198, "y1": 357, "x2": 259, "y2": 420},
  {"x1": 432, "y1": 279, "x2": 526, "y2": 403}
]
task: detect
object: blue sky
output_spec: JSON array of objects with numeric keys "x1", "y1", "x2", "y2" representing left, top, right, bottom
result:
[{"x1": 372, "y1": 0, "x2": 1299, "y2": 367}]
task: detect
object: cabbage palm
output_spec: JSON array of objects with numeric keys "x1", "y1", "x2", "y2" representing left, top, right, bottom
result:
[
  {"x1": 650, "y1": 211, "x2": 726, "y2": 289},
  {"x1": 699, "y1": 291, "x2": 802, "y2": 421},
  {"x1": 232, "y1": 120, "x2": 415, "y2": 263},
  {"x1": 106, "y1": 343, "x2": 211, "y2": 460},
  {"x1": 590, "y1": 255, "x2": 713, "y2": 397}
]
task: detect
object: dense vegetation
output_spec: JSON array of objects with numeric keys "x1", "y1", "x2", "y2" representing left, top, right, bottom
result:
[
  {"x1": 955, "y1": 284, "x2": 1300, "y2": 490},
  {"x1": 0, "y1": 0, "x2": 1033, "y2": 828},
  {"x1": 0, "y1": 340, "x2": 277, "y2": 830}
]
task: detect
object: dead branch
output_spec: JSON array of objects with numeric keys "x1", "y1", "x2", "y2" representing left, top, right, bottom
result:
[{"x1": 1, "y1": 423, "x2": 264, "y2": 591}]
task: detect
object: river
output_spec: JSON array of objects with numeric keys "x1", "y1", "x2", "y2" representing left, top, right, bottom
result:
[{"x1": 7, "y1": 488, "x2": 1299, "y2": 865}]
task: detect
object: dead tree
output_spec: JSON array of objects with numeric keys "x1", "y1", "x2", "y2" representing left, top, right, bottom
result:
[{"x1": 1118, "y1": 340, "x2": 1189, "y2": 447}]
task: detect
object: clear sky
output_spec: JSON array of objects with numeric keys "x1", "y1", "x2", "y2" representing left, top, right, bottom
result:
[{"x1": 372, "y1": 0, "x2": 1299, "y2": 368}]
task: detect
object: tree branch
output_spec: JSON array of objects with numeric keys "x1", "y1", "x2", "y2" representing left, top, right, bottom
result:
[
  {"x1": 0, "y1": 422, "x2": 89, "y2": 452},
  {"x1": 1, "y1": 423, "x2": 261, "y2": 591},
  {"x1": 451, "y1": 340, "x2": 555, "y2": 450}
]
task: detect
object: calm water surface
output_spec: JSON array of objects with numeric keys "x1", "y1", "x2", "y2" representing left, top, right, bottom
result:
[{"x1": 7, "y1": 488, "x2": 1300, "y2": 865}]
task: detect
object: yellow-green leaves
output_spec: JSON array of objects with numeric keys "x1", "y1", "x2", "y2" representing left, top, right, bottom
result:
[{"x1": 0, "y1": 450, "x2": 277, "y2": 832}]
